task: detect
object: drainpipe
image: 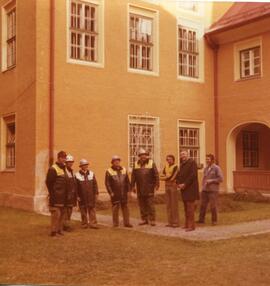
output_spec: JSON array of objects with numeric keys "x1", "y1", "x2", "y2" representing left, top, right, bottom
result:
[
  {"x1": 205, "y1": 34, "x2": 219, "y2": 161},
  {"x1": 49, "y1": 0, "x2": 55, "y2": 166}
]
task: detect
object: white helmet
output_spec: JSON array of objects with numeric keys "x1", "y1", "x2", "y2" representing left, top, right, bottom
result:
[
  {"x1": 79, "y1": 158, "x2": 89, "y2": 167},
  {"x1": 66, "y1": 154, "x2": 74, "y2": 162}
]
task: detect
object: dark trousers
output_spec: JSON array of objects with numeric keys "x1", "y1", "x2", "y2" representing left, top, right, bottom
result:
[
  {"x1": 183, "y1": 201, "x2": 195, "y2": 230},
  {"x1": 138, "y1": 195, "x2": 155, "y2": 222},
  {"x1": 199, "y1": 191, "x2": 218, "y2": 223},
  {"x1": 112, "y1": 202, "x2": 130, "y2": 226}
]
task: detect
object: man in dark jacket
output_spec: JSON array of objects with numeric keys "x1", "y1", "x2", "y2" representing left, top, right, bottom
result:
[
  {"x1": 197, "y1": 154, "x2": 223, "y2": 225},
  {"x1": 63, "y1": 154, "x2": 77, "y2": 232},
  {"x1": 176, "y1": 150, "x2": 199, "y2": 232},
  {"x1": 105, "y1": 155, "x2": 133, "y2": 228},
  {"x1": 131, "y1": 148, "x2": 159, "y2": 226},
  {"x1": 75, "y1": 159, "x2": 99, "y2": 229},
  {"x1": 45, "y1": 150, "x2": 67, "y2": 237}
]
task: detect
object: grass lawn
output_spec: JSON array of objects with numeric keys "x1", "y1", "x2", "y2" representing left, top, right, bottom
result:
[
  {"x1": 1, "y1": 207, "x2": 270, "y2": 286},
  {"x1": 98, "y1": 194, "x2": 270, "y2": 226}
]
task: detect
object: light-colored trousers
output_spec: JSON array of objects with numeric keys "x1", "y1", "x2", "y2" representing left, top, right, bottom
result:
[{"x1": 165, "y1": 182, "x2": 180, "y2": 226}]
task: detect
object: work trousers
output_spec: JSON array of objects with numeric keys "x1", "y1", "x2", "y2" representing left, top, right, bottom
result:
[
  {"x1": 165, "y1": 182, "x2": 180, "y2": 226},
  {"x1": 138, "y1": 195, "x2": 155, "y2": 223},
  {"x1": 112, "y1": 202, "x2": 130, "y2": 226},
  {"x1": 199, "y1": 191, "x2": 218, "y2": 223},
  {"x1": 183, "y1": 201, "x2": 196, "y2": 230},
  {"x1": 49, "y1": 206, "x2": 65, "y2": 233},
  {"x1": 63, "y1": 206, "x2": 73, "y2": 228},
  {"x1": 80, "y1": 206, "x2": 97, "y2": 227}
]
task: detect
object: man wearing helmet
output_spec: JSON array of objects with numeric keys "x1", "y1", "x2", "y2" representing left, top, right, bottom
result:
[
  {"x1": 131, "y1": 148, "x2": 159, "y2": 226},
  {"x1": 105, "y1": 155, "x2": 133, "y2": 228},
  {"x1": 75, "y1": 159, "x2": 99, "y2": 229},
  {"x1": 63, "y1": 154, "x2": 77, "y2": 232}
]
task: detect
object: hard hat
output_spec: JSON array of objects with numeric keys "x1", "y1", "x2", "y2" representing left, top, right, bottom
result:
[
  {"x1": 79, "y1": 159, "x2": 89, "y2": 167},
  {"x1": 138, "y1": 148, "x2": 148, "y2": 156},
  {"x1": 111, "y1": 155, "x2": 121, "y2": 163},
  {"x1": 66, "y1": 154, "x2": 74, "y2": 162}
]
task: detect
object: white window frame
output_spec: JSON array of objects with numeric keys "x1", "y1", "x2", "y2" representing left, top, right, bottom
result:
[
  {"x1": 128, "y1": 4, "x2": 159, "y2": 77},
  {"x1": 1, "y1": 0, "x2": 16, "y2": 72},
  {"x1": 234, "y1": 37, "x2": 262, "y2": 81},
  {"x1": 240, "y1": 47, "x2": 260, "y2": 79},
  {"x1": 177, "y1": 18, "x2": 204, "y2": 83},
  {"x1": 0, "y1": 114, "x2": 16, "y2": 171},
  {"x1": 66, "y1": 0, "x2": 104, "y2": 68},
  {"x1": 128, "y1": 115, "x2": 160, "y2": 171},
  {"x1": 177, "y1": 119, "x2": 205, "y2": 169}
]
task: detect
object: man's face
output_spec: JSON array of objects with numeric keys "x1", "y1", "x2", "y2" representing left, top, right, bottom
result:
[
  {"x1": 81, "y1": 164, "x2": 89, "y2": 171},
  {"x1": 180, "y1": 151, "x2": 188, "y2": 162},
  {"x1": 58, "y1": 156, "x2": 66, "y2": 165},
  {"x1": 112, "y1": 160, "x2": 121, "y2": 168},
  {"x1": 66, "y1": 161, "x2": 74, "y2": 168},
  {"x1": 166, "y1": 157, "x2": 174, "y2": 165},
  {"x1": 139, "y1": 154, "x2": 148, "y2": 161},
  {"x1": 206, "y1": 157, "x2": 212, "y2": 166}
]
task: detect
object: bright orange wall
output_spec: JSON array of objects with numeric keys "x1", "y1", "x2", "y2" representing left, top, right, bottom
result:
[{"x1": 0, "y1": 0, "x2": 36, "y2": 209}]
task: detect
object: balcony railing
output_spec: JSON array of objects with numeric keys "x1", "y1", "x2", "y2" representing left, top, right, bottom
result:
[{"x1": 233, "y1": 170, "x2": 270, "y2": 192}]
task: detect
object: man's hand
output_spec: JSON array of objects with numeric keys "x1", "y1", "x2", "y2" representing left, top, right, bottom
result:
[
  {"x1": 110, "y1": 193, "x2": 114, "y2": 197},
  {"x1": 132, "y1": 188, "x2": 137, "y2": 194},
  {"x1": 178, "y1": 184, "x2": 185, "y2": 190},
  {"x1": 206, "y1": 179, "x2": 213, "y2": 184}
]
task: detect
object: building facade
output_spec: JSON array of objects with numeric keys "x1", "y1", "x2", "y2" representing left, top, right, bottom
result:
[{"x1": 2, "y1": 1, "x2": 268, "y2": 213}]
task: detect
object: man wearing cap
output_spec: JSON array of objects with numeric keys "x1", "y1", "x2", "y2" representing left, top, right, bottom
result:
[
  {"x1": 105, "y1": 155, "x2": 133, "y2": 228},
  {"x1": 63, "y1": 154, "x2": 77, "y2": 232},
  {"x1": 45, "y1": 151, "x2": 67, "y2": 237},
  {"x1": 131, "y1": 148, "x2": 159, "y2": 226},
  {"x1": 75, "y1": 159, "x2": 99, "y2": 229}
]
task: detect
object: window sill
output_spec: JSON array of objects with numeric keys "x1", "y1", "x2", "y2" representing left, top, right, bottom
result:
[
  {"x1": 1, "y1": 169, "x2": 15, "y2": 173},
  {"x1": 128, "y1": 68, "x2": 159, "y2": 77},
  {"x1": 67, "y1": 58, "x2": 104, "y2": 69},
  {"x1": 235, "y1": 75, "x2": 262, "y2": 82},
  {"x1": 2, "y1": 65, "x2": 16, "y2": 73},
  {"x1": 177, "y1": 75, "x2": 204, "y2": 83}
]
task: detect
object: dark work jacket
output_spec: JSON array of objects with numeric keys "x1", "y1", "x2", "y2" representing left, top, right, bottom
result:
[
  {"x1": 75, "y1": 170, "x2": 98, "y2": 208},
  {"x1": 65, "y1": 167, "x2": 77, "y2": 207},
  {"x1": 105, "y1": 166, "x2": 130, "y2": 204},
  {"x1": 45, "y1": 162, "x2": 67, "y2": 207},
  {"x1": 176, "y1": 159, "x2": 199, "y2": 202},
  {"x1": 131, "y1": 159, "x2": 159, "y2": 197}
]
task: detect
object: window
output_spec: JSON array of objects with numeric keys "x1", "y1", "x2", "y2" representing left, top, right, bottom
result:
[
  {"x1": 179, "y1": 128, "x2": 200, "y2": 163},
  {"x1": 67, "y1": 0, "x2": 104, "y2": 67},
  {"x1": 128, "y1": 5, "x2": 159, "y2": 75},
  {"x1": 178, "y1": 120, "x2": 205, "y2": 168},
  {"x1": 1, "y1": 115, "x2": 16, "y2": 170},
  {"x1": 234, "y1": 37, "x2": 262, "y2": 81},
  {"x1": 129, "y1": 14, "x2": 153, "y2": 71},
  {"x1": 178, "y1": 26, "x2": 199, "y2": 78},
  {"x1": 240, "y1": 47, "x2": 260, "y2": 79},
  {"x1": 243, "y1": 131, "x2": 258, "y2": 168},
  {"x1": 128, "y1": 115, "x2": 160, "y2": 169},
  {"x1": 1, "y1": 0, "x2": 16, "y2": 71}
]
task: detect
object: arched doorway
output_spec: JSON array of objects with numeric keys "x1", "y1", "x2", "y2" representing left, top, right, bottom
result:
[{"x1": 226, "y1": 121, "x2": 270, "y2": 193}]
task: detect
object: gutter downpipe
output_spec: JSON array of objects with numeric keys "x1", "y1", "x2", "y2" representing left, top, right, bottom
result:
[
  {"x1": 49, "y1": 0, "x2": 55, "y2": 166},
  {"x1": 205, "y1": 34, "x2": 219, "y2": 161}
]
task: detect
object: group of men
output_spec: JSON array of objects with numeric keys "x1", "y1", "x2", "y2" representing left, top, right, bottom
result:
[{"x1": 45, "y1": 148, "x2": 223, "y2": 237}]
